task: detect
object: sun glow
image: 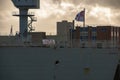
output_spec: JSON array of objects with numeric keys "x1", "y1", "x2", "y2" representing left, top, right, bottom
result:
[{"x1": 60, "y1": 2, "x2": 74, "y2": 10}]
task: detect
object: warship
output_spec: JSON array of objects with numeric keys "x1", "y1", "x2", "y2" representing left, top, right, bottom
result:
[{"x1": 0, "y1": 0, "x2": 120, "y2": 80}]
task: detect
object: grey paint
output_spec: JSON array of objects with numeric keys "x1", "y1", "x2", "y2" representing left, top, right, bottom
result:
[{"x1": 0, "y1": 48, "x2": 119, "y2": 80}]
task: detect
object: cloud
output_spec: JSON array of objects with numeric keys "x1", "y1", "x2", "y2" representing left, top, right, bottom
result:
[
  {"x1": 34, "y1": 0, "x2": 77, "y2": 19},
  {"x1": 84, "y1": 0, "x2": 120, "y2": 9},
  {"x1": 0, "y1": 0, "x2": 15, "y2": 11},
  {"x1": 52, "y1": 0, "x2": 62, "y2": 5},
  {"x1": 0, "y1": 0, "x2": 120, "y2": 35}
]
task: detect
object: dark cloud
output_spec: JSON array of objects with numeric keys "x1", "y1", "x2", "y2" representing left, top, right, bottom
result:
[
  {"x1": 84, "y1": 0, "x2": 120, "y2": 9},
  {"x1": 52, "y1": 0, "x2": 120, "y2": 9},
  {"x1": 105, "y1": 0, "x2": 120, "y2": 9}
]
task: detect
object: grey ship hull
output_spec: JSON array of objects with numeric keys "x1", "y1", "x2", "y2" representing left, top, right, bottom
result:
[{"x1": 0, "y1": 47, "x2": 119, "y2": 80}]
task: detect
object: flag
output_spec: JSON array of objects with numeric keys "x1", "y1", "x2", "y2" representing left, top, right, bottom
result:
[{"x1": 75, "y1": 10, "x2": 85, "y2": 21}]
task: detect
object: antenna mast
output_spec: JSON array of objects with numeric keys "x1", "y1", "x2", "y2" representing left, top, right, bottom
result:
[{"x1": 12, "y1": 0, "x2": 40, "y2": 40}]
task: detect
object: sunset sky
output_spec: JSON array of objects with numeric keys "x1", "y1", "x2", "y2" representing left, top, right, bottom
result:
[{"x1": 0, "y1": 0, "x2": 120, "y2": 35}]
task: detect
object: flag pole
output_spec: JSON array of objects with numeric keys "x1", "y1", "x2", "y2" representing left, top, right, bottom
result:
[
  {"x1": 73, "y1": 20, "x2": 75, "y2": 29},
  {"x1": 83, "y1": 8, "x2": 85, "y2": 27}
]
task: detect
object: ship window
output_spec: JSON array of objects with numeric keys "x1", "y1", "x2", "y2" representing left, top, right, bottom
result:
[
  {"x1": 92, "y1": 36, "x2": 96, "y2": 40},
  {"x1": 92, "y1": 28, "x2": 97, "y2": 32},
  {"x1": 80, "y1": 36, "x2": 88, "y2": 41},
  {"x1": 101, "y1": 28, "x2": 107, "y2": 32},
  {"x1": 18, "y1": 0, "x2": 20, "y2": 1},
  {"x1": 80, "y1": 28, "x2": 88, "y2": 32}
]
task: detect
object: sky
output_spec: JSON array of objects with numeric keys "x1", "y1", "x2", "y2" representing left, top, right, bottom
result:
[{"x1": 0, "y1": 0, "x2": 120, "y2": 35}]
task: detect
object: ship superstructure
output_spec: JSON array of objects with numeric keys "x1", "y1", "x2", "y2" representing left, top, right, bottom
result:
[
  {"x1": 12, "y1": 0, "x2": 39, "y2": 40},
  {"x1": 0, "y1": 0, "x2": 120, "y2": 80}
]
